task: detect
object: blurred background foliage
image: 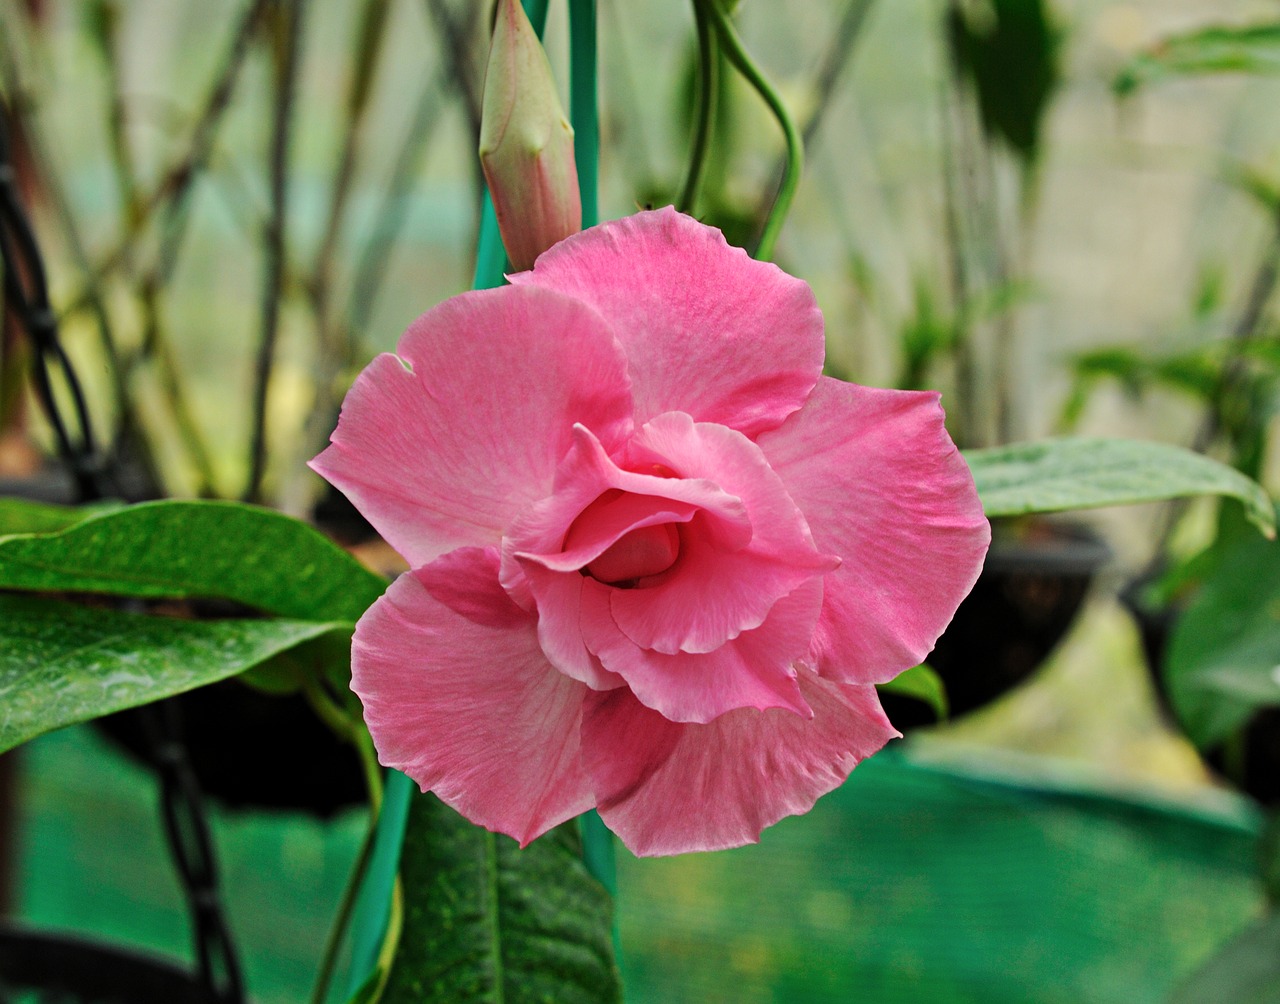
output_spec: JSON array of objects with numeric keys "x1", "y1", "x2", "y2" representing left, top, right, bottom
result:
[{"x1": 6, "y1": 0, "x2": 1280, "y2": 1001}]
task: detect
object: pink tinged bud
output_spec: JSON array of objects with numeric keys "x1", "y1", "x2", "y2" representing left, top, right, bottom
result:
[{"x1": 479, "y1": 0, "x2": 582, "y2": 272}]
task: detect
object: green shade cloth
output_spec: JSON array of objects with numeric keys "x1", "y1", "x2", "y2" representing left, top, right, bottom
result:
[{"x1": 12, "y1": 728, "x2": 1262, "y2": 1004}]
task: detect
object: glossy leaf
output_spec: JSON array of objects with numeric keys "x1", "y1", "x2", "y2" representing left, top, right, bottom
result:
[
  {"x1": 382, "y1": 792, "x2": 621, "y2": 1004},
  {"x1": 966, "y1": 438, "x2": 1276, "y2": 537},
  {"x1": 0, "y1": 593, "x2": 347, "y2": 754},
  {"x1": 0, "y1": 497, "x2": 117, "y2": 536},
  {"x1": 0, "y1": 499, "x2": 387, "y2": 622},
  {"x1": 1116, "y1": 23, "x2": 1280, "y2": 96}
]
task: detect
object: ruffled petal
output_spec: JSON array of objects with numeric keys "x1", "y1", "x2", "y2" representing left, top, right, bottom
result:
[
  {"x1": 757, "y1": 377, "x2": 990, "y2": 683},
  {"x1": 511, "y1": 207, "x2": 824, "y2": 438},
  {"x1": 312, "y1": 285, "x2": 633, "y2": 566},
  {"x1": 582, "y1": 669, "x2": 899, "y2": 856},
  {"x1": 352, "y1": 549, "x2": 593, "y2": 846},
  {"x1": 608, "y1": 413, "x2": 836, "y2": 656},
  {"x1": 516, "y1": 563, "x2": 626, "y2": 691},
  {"x1": 581, "y1": 577, "x2": 820, "y2": 723}
]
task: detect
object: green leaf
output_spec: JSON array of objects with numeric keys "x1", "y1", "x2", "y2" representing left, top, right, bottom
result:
[
  {"x1": 948, "y1": 0, "x2": 1063, "y2": 164},
  {"x1": 1165, "y1": 520, "x2": 1280, "y2": 747},
  {"x1": 383, "y1": 793, "x2": 621, "y2": 1004},
  {"x1": 1115, "y1": 23, "x2": 1280, "y2": 96},
  {"x1": 0, "y1": 499, "x2": 387, "y2": 622},
  {"x1": 877, "y1": 664, "x2": 948, "y2": 720},
  {"x1": 0, "y1": 593, "x2": 347, "y2": 755},
  {"x1": 966, "y1": 438, "x2": 1276, "y2": 537},
  {"x1": 1169, "y1": 910, "x2": 1280, "y2": 1003},
  {"x1": 0, "y1": 496, "x2": 118, "y2": 536}
]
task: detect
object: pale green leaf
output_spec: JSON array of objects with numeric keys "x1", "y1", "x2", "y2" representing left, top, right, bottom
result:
[
  {"x1": 966, "y1": 438, "x2": 1275, "y2": 536},
  {"x1": 1116, "y1": 23, "x2": 1280, "y2": 96}
]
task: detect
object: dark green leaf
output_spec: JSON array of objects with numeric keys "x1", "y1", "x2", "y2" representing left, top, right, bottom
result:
[
  {"x1": 0, "y1": 499, "x2": 387, "y2": 622},
  {"x1": 1165, "y1": 520, "x2": 1280, "y2": 747},
  {"x1": 383, "y1": 793, "x2": 621, "y2": 1004},
  {"x1": 966, "y1": 438, "x2": 1276, "y2": 536},
  {"x1": 877, "y1": 664, "x2": 948, "y2": 720},
  {"x1": 948, "y1": 0, "x2": 1063, "y2": 163},
  {"x1": 1169, "y1": 910, "x2": 1280, "y2": 1003},
  {"x1": 0, "y1": 593, "x2": 346, "y2": 754},
  {"x1": 1116, "y1": 23, "x2": 1280, "y2": 95}
]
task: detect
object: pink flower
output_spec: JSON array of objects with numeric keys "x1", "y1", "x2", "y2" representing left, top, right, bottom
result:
[{"x1": 312, "y1": 208, "x2": 989, "y2": 857}]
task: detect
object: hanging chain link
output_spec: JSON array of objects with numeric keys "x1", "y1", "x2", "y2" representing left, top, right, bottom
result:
[{"x1": 0, "y1": 100, "x2": 244, "y2": 1004}]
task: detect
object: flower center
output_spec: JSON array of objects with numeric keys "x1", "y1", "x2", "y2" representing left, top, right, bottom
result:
[{"x1": 584, "y1": 522, "x2": 680, "y2": 586}]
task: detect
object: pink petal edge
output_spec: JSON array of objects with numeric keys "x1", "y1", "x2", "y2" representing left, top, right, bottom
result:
[
  {"x1": 758, "y1": 377, "x2": 991, "y2": 684},
  {"x1": 352, "y1": 551, "x2": 594, "y2": 846}
]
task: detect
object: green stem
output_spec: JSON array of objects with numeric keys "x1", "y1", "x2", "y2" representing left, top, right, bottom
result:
[
  {"x1": 696, "y1": 0, "x2": 803, "y2": 261},
  {"x1": 569, "y1": 0, "x2": 598, "y2": 227},
  {"x1": 309, "y1": 734, "x2": 383, "y2": 1004},
  {"x1": 677, "y1": 0, "x2": 717, "y2": 216}
]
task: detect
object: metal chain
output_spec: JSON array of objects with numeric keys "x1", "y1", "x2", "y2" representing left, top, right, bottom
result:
[{"x1": 0, "y1": 99, "x2": 244, "y2": 1003}]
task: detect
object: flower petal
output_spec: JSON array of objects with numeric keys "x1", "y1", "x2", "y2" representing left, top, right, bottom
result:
[
  {"x1": 352, "y1": 549, "x2": 593, "y2": 846},
  {"x1": 581, "y1": 577, "x2": 820, "y2": 723},
  {"x1": 511, "y1": 207, "x2": 824, "y2": 437},
  {"x1": 515, "y1": 564, "x2": 626, "y2": 691},
  {"x1": 582, "y1": 670, "x2": 899, "y2": 856},
  {"x1": 609, "y1": 413, "x2": 836, "y2": 656},
  {"x1": 312, "y1": 285, "x2": 633, "y2": 566},
  {"x1": 757, "y1": 377, "x2": 990, "y2": 683}
]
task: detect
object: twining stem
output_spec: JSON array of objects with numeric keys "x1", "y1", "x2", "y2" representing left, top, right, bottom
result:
[
  {"x1": 677, "y1": 0, "x2": 718, "y2": 216},
  {"x1": 695, "y1": 0, "x2": 803, "y2": 261},
  {"x1": 245, "y1": 0, "x2": 306, "y2": 502},
  {"x1": 756, "y1": 0, "x2": 875, "y2": 224}
]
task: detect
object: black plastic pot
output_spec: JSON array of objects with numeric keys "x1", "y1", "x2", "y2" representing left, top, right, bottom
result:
[
  {"x1": 883, "y1": 519, "x2": 1112, "y2": 730},
  {"x1": 0, "y1": 924, "x2": 213, "y2": 1003}
]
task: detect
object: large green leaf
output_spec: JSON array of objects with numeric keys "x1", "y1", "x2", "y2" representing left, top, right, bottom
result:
[
  {"x1": 966, "y1": 438, "x2": 1275, "y2": 536},
  {"x1": 0, "y1": 593, "x2": 346, "y2": 754},
  {"x1": 1165, "y1": 520, "x2": 1280, "y2": 747},
  {"x1": 1116, "y1": 23, "x2": 1280, "y2": 96},
  {"x1": 0, "y1": 499, "x2": 387, "y2": 622},
  {"x1": 382, "y1": 793, "x2": 621, "y2": 1004},
  {"x1": 1169, "y1": 911, "x2": 1280, "y2": 1003},
  {"x1": 0, "y1": 496, "x2": 118, "y2": 536}
]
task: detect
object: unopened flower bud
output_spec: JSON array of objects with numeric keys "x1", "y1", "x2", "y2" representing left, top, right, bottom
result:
[{"x1": 479, "y1": 0, "x2": 582, "y2": 272}]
